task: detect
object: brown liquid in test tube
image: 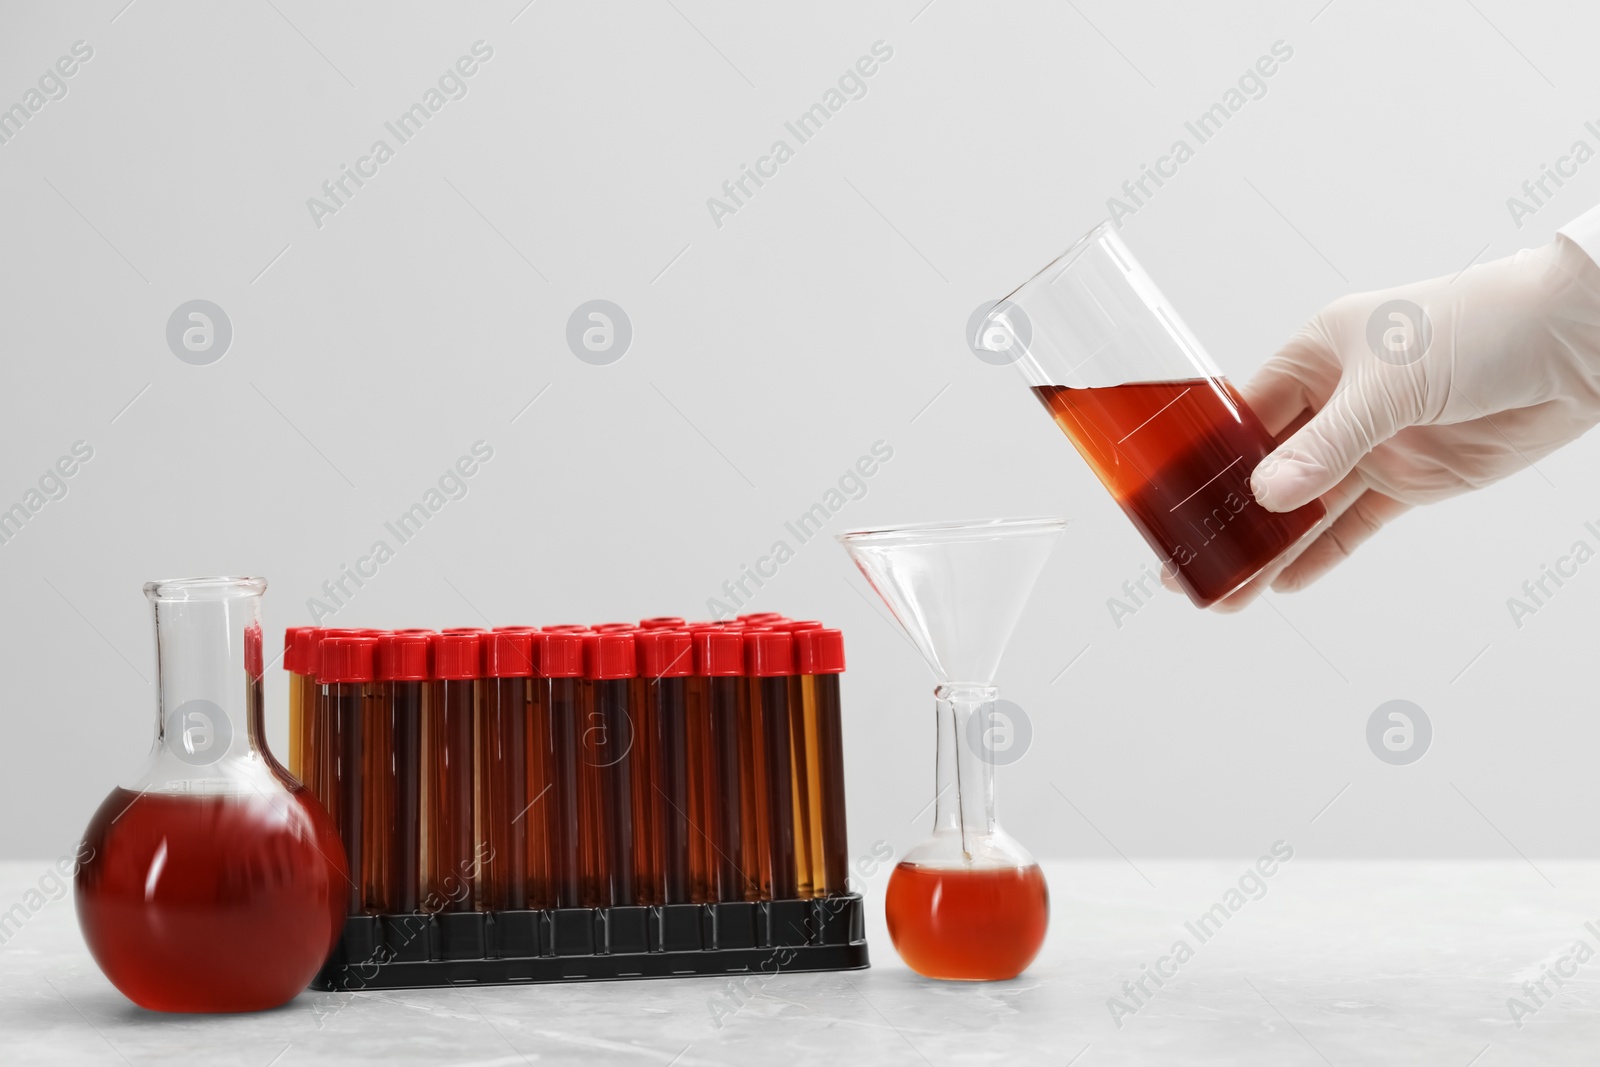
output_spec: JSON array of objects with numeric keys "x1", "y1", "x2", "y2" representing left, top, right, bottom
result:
[
  {"x1": 478, "y1": 630, "x2": 533, "y2": 911},
  {"x1": 695, "y1": 630, "x2": 748, "y2": 902},
  {"x1": 540, "y1": 631, "x2": 585, "y2": 908},
  {"x1": 746, "y1": 631, "x2": 798, "y2": 900},
  {"x1": 771, "y1": 620, "x2": 824, "y2": 897},
  {"x1": 737, "y1": 646, "x2": 772, "y2": 901},
  {"x1": 681, "y1": 624, "x2": 720, "y2": 904},
  {"x1": 425, "y1": 631, "x2": 480, "y2": 912},
  {"x1": 625, "y1": 634, "x2": 660, "y2": 907},
  {"x1": 318, "y1": 633, "x2": 377, "y2": 914},
  {"x1": 584, "y1": 632, "x2": 638, "y2": 907},
  {"x1": 367, "y1": 631, "x2": 427, "y2": 914},
  {"x1": 575, "y1": 667, "x2": 606, "y2": 907},
  {"x1": 284, "y1": 627, "x2": 309, "y2": 781},
  {"x1": 638, "y1": 630, "x2": 694, "y2": 904},
  {"x1": 291, "y1": 629, "x2": 323, "y2": 790},
  {"x1": 796, "y1": 628, "x2": 849, "y2": 896},
  {"x1": 311, "y1": 628, "x2": 376, "y2": 822},
  {"x1": 489, "y1": 627, "x2": 547, "y2": 908},
  {"x1": 305, "y1": 630, "x2": 338, "y2": 808}
]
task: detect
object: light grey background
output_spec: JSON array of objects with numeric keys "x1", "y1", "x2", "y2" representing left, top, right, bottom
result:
[{"x1": 2, "y1": 0, "x2": 1597, "y2": 866}]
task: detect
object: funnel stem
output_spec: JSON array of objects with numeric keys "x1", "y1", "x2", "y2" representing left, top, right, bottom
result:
[{"x1": 933, "y1": 684, "x2": 998, "y2": 864}]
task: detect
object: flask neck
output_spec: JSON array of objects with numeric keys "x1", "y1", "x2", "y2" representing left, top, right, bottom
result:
[
  {"x1": 932, "y1": 683, "x2": 1001, "y2": 858},
  {"x1": 141, "y1": 577, "x2": 268, "y2": 789}
]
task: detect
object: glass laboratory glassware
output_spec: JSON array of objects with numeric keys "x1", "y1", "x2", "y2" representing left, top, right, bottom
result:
[
  {"x1": 425, "y1": 631, "x2": 480, "y2": 912},
  {"x1": 976, "y1": 222, "x2": 1326, "y2": 607},
  {"x1": 839, "y1": 519, "x2": 1061, "y2": 981},
  {"x1": 794, "y1": 628, "x2": 848, "y2": 898},
  {"x1": 75, "y1": 577, "x2": 348, "y2": 1013}
]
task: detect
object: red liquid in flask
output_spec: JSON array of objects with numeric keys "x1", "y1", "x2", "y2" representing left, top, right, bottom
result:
[
  {"x1": 76, "y1": 786, "x2": 347, "y2": 1013},
  {"x1": 884, "y1": 862, "x2": 1048, "y2": 981},
  {"x1": 1033, "y1": 379, "x2": 1325, "y2": 607}
]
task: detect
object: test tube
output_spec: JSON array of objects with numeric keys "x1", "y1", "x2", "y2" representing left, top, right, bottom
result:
[
  {"x1": 638, "y1": 630, "x2": 693, "y2": 904},
  {"x1": 367, "y1": 631, "x2": 427, "y2": 914},
  {"x1": 625, "y1": 633, "x2": 660, "y2": 907},
  {"x1": 362, "y1": 632, "x2": 393, "y2": 915},
  {"x1": 737, "y1": 643, "x2": 771, "y2": 902},
  {"x1": 584, "y1": 632, "x2": 638, "y2": 907},
  {"x1": 747, "y1": 631, "x2": 798, "y2": 900},
  {"x1": 682, "y1": 626, "x2": 717, "y2": 904},
  {"x1": 426, "y1": 631, "x2": 480, "y2": 912},
  {"x1": 769, "y1": 621, "x2": 823, "y2": 895},
  {"x1": 695, "y1": 630, "x2": 747, "y2": 902},
  {"x1": 541, "y1": 631, "x2": 585, "y2": 908},
  {"x1": 319, "y1": 633, "x2": 377, "y2": 914},
  {"x1": 313, "y1": 628, "x2": 374, "y2": 815},
  {"x1": 796, "y1": 628, "x2": 849, "y2": 896},
  {"x1": 293, "y1": 628, "x2": 324, "y2": 791},
  {"x1": 499, "y1": 629, "x2": 552, "y2": 908},
  {"x1": 479, "y1": 630, "x2": 533, "y2": 911},
  {"x1": 284, "y1": 626, "x2": 310, "y2": 781}
]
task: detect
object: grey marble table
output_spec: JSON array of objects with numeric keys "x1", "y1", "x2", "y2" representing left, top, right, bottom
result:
[{"x1": 2, "y1": 859, "x2": 1594, "y2": 1065}]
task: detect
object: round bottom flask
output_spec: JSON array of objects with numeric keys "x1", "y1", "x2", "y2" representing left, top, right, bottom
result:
[
  {"x1": 884, "y1": 685, "x2": 1048, "y2": 981},
  {"x1": 75, "y1": 577, "x2": 347, "y2": 1013}
]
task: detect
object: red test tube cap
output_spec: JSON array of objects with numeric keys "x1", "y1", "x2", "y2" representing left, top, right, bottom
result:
[
  {"x1": 584, "y1": 632, "x2": 637, "y2": 679},
  {"x1": 637, "y1": 630, "x2": 694, "y2": 678},
  {"x1": 694, "y1": 630, "x2": 745, "y2": 676},
  {"x1": 283, "y1": 627, "x2": 309, "y2": 673},
  {"x1": 378, "y1": 632, "x2": 430, "y2": 682},
  {"x1": 541, "y1": 632, "x2": 584, "y2": 677},
  {"x1": 771, "y1": 619, "x2": 824, "y2": 633},
  {"x1": 319, "y1": 635, "x2": 377, "y2": 684},
  {"x1": 484, "y1": 630, "x2": 537, "y2": 677},
  {"x1": 639, "y1": 616, "x2": 687, "y2": 630},
  {"x1": 291, "y1": 627, "x2": 324, "y2": 676},
  {"x1": 795, "y1": 629, "x2": 846, "y2": 675},
  {"x1": 744, "y1": 630, "x2": 795, "y2": 677},
  {"x1": 431, "y1": 631, "x2": 482, "y2": 680}
]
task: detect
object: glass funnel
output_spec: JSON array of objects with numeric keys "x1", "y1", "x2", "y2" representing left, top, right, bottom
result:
[
  {"x1": 976, "y1": 222, "x2": 1325, "y2": 608},
  {"x1": 839, "y1": 518, "x2": 1062, "y2": 981},
  {"x1": 74, "y1": 577, "x2": 348, "y2": 1012}
]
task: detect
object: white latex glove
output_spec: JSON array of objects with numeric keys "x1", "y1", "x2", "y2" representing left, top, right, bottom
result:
[{"x1": 1215, "y1": 233, "x2": 1600, "y2": 608}]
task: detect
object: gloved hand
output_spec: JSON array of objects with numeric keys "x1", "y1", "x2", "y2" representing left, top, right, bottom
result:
[{"x1": 1214, "y1": 233, "x2": 1600, "y2": 609}]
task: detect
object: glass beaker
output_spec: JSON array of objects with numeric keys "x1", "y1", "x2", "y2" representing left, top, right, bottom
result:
[
  {"x1": 75, "y1": 577, "x2": 348, "y2": 1013},
  {"x1": 839, "y1": 518, "x2": 1061, "y2": 981},
  {"x1": 978, "y1": 223, "x2": 1326, "y2": 607}
]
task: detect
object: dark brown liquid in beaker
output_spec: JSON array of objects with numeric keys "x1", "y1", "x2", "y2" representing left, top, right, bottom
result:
[{"x1": 1033, "y1": 379, "x2": 1325, "y2": 606}]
